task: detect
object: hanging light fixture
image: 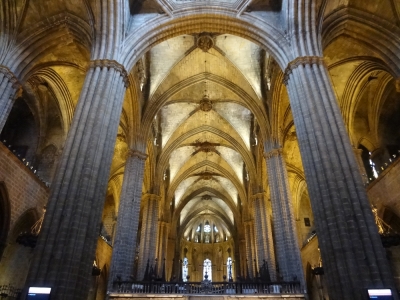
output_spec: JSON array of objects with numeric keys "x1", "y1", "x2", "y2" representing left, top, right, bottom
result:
[{"x1": 16, "y1": 206, "x2": 46, "y2": 248}]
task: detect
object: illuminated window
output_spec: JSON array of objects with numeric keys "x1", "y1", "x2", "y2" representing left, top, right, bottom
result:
[
  {"x1": 182, "y1": 258, "x2": 189, "y2": 282},
  {"x1": 227, "y1": 257, "x2": 232, "y2": 280},
  {"x1": 204, "y1": 221, "x2": 211, "y2": 233},
  {"x1": 203, "y1": 259, "x2": 212, "y2": 281}
]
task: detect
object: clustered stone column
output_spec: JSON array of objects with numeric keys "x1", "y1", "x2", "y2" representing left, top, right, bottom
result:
[
  {"x1": 244, "y1": 220, "x2": 254, "y2": 278},
  {"x1": 264, "y1": 148, "x2": 305, "y2": 287},
  {"x1": 25, "y1": 59, "x2": 128, "y2": 300},
  {"x1": 284, "y1": 56, "x2": 398, "y2": 299},
  {"x1": 137, "y1": 193, "x2": 160, "y2": 280},
  {"x1": 107, "y1": 149, "x2": 147, "y2": 289},
  {"x1": 0, "y1": 66, "x2": 20, "y2": 131},
  {"x1": 156, "y1": 221, "x2": 169, "y2": 276},
  {"x1": 252, "y1": 194, "x2": 276, "y2": 280}
]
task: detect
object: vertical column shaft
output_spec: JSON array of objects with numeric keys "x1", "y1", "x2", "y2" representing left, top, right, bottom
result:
[
  {"x1": 252, "y1": 195, "x2": 276, "y2": 280},
  {"x1": 108, "y1": 150, "x2": 147, "y2": 288},
  {"x1": 137, "y1": 194, "x2": 160, "y2": 280},
  {"x1": 156, "y1": 222, "x2": 169, "y2": 276},
  {"x1": 25, "y1": 60, "x2": 128, "y2": 300},
  {"x1": 284, "y1": 56, "x2": 397, "y2": 299},
  {"x1": 244, "y1": 221, "x2": 254, "y2": 278},
  {"x1": 265, "y1": 148, "x2": 305, "y2": 286}
]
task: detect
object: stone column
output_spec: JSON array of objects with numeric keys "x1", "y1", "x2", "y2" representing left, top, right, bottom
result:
[
  {"x1": 244, "y1": 221, "x2": 254, "y2": 278},
  {"x1": 25, "y1": 60, "x2": 128, "y2": 300},
  {"x1": 156, "y1": 221, "x2": 169, "y2": 276},
  {"x1": 252, "y1": 194, "x2": 276, "y2": 280},
  {"x1": 239, "y1": 239, "x2": 246, "y2": 279},
  {"x1": 137, "y1": 194, "x2": 160, "y2": 280},
  {"x1": 250, "y1": 222, "x2": 257, "y2": 275},
  {"x1": 284, "y1": 56, "x2": 397, "y2": 299},
  {"x1": 108, "y1": 149, "x2": 147, "y2": 289},
  {"x1": 0, "y1": 66, "x2": 20, "y2": 131},
  {"x1": 264, "y1": 148, "x2": 304, "y2": 286}
]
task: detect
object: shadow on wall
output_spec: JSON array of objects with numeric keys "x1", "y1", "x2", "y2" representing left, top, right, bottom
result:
[{"x1": 0, "y1": 182, "x2": 10, "y2": 260}]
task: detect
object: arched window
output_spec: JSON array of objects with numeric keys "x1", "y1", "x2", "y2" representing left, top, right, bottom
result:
[
  {"x1": 203, "y1": 259, "x2": 212, "y2": 281},
  {"x1": 182, "y1": 258, "x2": 188, "y2": 282},
  {"x1": 227, "y1": 257, "x2": 233, "y2": 281}
]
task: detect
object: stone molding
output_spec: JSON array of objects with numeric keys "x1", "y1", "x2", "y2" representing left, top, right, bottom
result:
[
  {"x1": 0, "y1": 65, "x2": 20, "y2": 89},
  {"x1": 395, "y1": 78, "x2": 400, "y2": 92},
  {"x1": 128, "y1": 149, "x2": 147, "y2": 160},
  {"x1": 89, "y1": 59, "x2": 129, "y2": 87},
  {"x1": 283, "y1": 56, "x2": 325, "y2": 85},
  {"x1": 264, "y1": 148, "x2": 282, "y2": 159}
]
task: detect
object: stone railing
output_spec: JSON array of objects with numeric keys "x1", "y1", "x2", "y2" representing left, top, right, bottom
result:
[{"x1": 109, "y1": 280, "x2": 303, "y2": 297}]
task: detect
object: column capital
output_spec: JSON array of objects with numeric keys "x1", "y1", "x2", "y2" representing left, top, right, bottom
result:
[
  {"x1": 283, "y1": 56, "x2": 325, "y2": 85},
  {"x1": 88, "y1": 59, "x2": 129, "y2": 87},
  {"x1": 251, "y1": 192, "x2": 265, "y2": 200},
  {"x1": 127, "y1": 149, "x2": 147, "y2": 160},
  {"x1": 0, "y1": 65, "x2": 20, "y2": 89},
  {"x1": 264, "y1": 148, "x2": 282, "y2": 159},
  {"x1": 142, "y1": 193, "x2": 161, "y2": 202}
]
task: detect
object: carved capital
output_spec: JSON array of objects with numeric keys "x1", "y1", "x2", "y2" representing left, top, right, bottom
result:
[
  {"x1": 251, "y1": 192, "x2": 265, "y2": 200},
  {"x1": 89, "y1": 59, "x2": 129, "y2": 87},
  {"x1": 128, "y1": 149, "x2": 147, "y2": 160},
  {"x1": 264, "y1": 148, "x2": 282, "y2": 159},
  {"x1": 142, "y1": 193, "x2": 161, "y2": 202},
  {"x1": 0, "y1": 66, "x2": 21, "y2": 89},
  {"x1": 283, "y1": 56, "x2": 325, "y2": 85}
]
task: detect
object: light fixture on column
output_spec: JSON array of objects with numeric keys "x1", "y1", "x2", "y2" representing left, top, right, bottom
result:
[
  {"x1": 16, "y1": 206, "x2": 46, "y2": 248},
  {"x1": 372, "y1": 205, "x2": 400, "y2": 247}
]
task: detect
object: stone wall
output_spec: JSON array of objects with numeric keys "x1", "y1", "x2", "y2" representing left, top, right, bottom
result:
[
  {"x1": 367, "y1": 158, "x2": 400, "y2": 216},
  {"x1": 0, "y1": 142, "x2": 49, "y2": 287},
  {"x1": 367, "y1": 158, "x2": 400, "y2": 290}
]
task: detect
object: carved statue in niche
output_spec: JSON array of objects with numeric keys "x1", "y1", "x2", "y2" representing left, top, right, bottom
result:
[
  {"x1": 38, "y1": 144, "x2": 58, "y2": 182},
  {"x1": 192, "y1": 248, "x2": 199, "y2": 271},
  {"x1": 197, "y1": 34, "x2": 214, "y2": 52},
  {"x1": 216, "y1": 246, "x2": 223, "y2": 271}
]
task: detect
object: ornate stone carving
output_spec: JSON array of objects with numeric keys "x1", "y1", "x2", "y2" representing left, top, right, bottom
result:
[
  {"x1": 264, "y1": 148, "x2": 282, "y2": 159},
  {"x1": 89, "y1": 59, "x2": 129, "y2": 87},
  {"x1": 201, "y1": 194, "x2": 212, "y2": 201},
  {"x1": 199, "y1": 95, "x2": 213, "y2": 111},
  {"x1": 197, "y1": 34, "x2": 214, "y2": 52},
  {"x1": 0, "y1": 65, "x2": 20, "y2": 89},
  {"x1": 190, "y1": 140, "x2": 220, "y2": 156},
  {"x1": 136, "y1": 58, "x2": 146, "y2": 90},
  {"x1": 128, "y1": 149, "x2": 148, "y2": 160},
  {"x1": 283, "y1": 56, "x2": 325, "y2": 85},
  {"x1": 193, "y1": 171, "x2": 219, "y2": 181}
]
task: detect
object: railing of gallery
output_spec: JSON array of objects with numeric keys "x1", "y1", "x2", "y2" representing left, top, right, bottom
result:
[{"x1": 110, "y1": 281, "x2": 302, "y2": 295}]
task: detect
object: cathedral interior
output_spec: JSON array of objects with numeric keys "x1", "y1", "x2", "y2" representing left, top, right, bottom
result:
[{"x1": 0, "y1": 0, "x2": 400, "y2": 299}]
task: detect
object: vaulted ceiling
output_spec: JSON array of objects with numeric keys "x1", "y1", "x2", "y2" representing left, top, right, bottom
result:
[{"x1": 144, "y1": 33, "x2": 269, "y2": 240}]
